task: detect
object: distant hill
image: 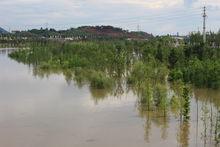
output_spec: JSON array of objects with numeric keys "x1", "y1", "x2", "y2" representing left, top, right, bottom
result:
[
  {"x1": 13, "y1": 26, "x2": 153, "y2": 40},
  {"x1": 0, "y1": 27, "x2": 8, "y2": 34},
  {"x1": 77, "y1": 26, "x2": 153, "y2": 40}
]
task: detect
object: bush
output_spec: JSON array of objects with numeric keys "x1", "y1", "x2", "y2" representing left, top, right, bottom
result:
[
  {"x1": 169, "y1": 69, "x2": 183, "y2": 81},
  {"x1": 89, "y1": 71, "x2": 114, "y2": 89}
]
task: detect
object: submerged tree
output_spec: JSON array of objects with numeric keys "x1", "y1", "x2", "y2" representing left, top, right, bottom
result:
[
  {"x1": 153, "y1": 84, "x2": 168, "y2": 117},
  {"x1": 182, "y1": 86, "x2": 190, "y2": 122},
  {"x1": 138, "y1": 83, "x2": 154, "y2": 111}
]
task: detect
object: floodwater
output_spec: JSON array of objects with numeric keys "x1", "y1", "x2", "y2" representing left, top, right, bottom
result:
[{"x1": 0, "y1": 48, "x2": 220, "y2": 147}]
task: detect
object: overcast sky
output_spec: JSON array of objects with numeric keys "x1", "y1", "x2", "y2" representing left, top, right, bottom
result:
[{"x1": 0, "y1": 0, "x2": 220, "y2": 35}]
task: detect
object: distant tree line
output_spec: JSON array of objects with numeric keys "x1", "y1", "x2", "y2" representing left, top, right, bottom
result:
[{"x1": 0, "y1": 26, "x2": 153, "y2": 41}]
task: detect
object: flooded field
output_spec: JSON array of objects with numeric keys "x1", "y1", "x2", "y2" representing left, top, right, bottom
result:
[{"x1": 0, "y1": 48, "x2": 220, "y2": 147}]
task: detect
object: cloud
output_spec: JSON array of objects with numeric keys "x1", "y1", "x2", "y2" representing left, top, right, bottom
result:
[
  {"x1": 0, "y1": 0, "x2": 86, "y2": 27},
  {"x1": 193, "y1": 0, "x2": 220, "y2": 7},
  {"x1": 89, "y1": 0, "x2": 184, "y2": 9},
  {"x1": 0, "y1": 0, "x2": 184, "y2": 9},
  {"x1": 0, "y1": 0, "x2": 219, "y2": 34}
]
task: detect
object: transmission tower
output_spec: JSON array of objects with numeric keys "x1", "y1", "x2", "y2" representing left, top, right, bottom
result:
[
  {"x1": 203, "y1": 6, "x2": 207, "y2": 43},
  {"x1": 137, "y1": 24, "x2": 140, "y2": 32}
]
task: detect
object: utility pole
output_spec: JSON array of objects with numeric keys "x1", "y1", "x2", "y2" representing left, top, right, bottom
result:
[
  {"x1": 137, "y1": 24, "x2": 140, "y2": 32},
  {"x1": 203, "y1": 6, "x2": 207, "y2": 43}
]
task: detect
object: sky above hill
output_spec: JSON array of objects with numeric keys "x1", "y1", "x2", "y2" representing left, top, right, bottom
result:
[{"x1": 0, "y1": 0, "x2": 220, "y2": 35}]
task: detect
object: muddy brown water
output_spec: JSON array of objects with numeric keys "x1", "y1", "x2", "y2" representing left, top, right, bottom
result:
[{"x1": 0, "y1": 48, "x2": 220, "y2": 147}]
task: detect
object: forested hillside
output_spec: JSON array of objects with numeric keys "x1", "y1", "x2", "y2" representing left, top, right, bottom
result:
[{"x1": 11, "y1": 26, "x2": 153, "y2": 40}]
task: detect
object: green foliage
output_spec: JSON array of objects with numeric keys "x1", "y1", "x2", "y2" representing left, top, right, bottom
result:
[
  {"x1": 168, "y1": 48, "x2": 179, "y2": 69},
  {"x1": 182, "y1": 86, "x2": 190, "y2": 122},
  {"x1": 170, "y1": 95, "x2": 181, "y2": 110},
  {"x1": 153, "y1": 84, "x2": 168, "y2": 110},
  {"x1": 89, "y1": 71, "x2": 114, "y2": 89},
  {"x1": 180, "y1": 58, "x2": 220, "y2": 89},
  {"x1": 169, "y1": 69, "x2": 183, "y2": 81},
  {"x1": 138, "y1": 83, "x2": 154, "y2": 111},
  {"x1": 9, "y1": 35, "x2": 220, "y2": 91},
  {"x1": 128, "y1": 61, "x2": 148, "y2": 85}
]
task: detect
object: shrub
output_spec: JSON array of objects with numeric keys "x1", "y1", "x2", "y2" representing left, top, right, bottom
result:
[
  {"x1": 169, "y1": 69, "x2": 183, "y2": 81},
  {"x1": 89, "y1": 71, "x2": 114, "y2": 89}
]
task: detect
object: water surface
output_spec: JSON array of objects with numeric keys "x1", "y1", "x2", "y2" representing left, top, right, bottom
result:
[{"x1": 0, "y1": 48, "x2": 219, "y2": 147}]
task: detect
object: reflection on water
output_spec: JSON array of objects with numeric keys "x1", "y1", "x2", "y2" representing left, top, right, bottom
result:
[
  {"x1": 0, "y1": 48, "x2": 220, "y2": 147},
  {"x1": 194, "y1": 88, "x2": 220, "y2": 107},
  {"x1": 177, "y1": 122, "x2": 190, "y2": 147},
  {"x1": 0, "y1": 48, "x2": 17, "y2": 54}
]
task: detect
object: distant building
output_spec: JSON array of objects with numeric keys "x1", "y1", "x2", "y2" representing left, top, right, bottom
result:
[
  {"x1": 171, "y1": 35, "x2": 185, "y2": 47},
  {"x1": 11, "y1": 30, "x2": 20, "y2": 34}
]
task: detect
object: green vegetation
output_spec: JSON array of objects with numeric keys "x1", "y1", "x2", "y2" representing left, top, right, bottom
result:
[
  {"x1": 89, "y1": 71, "x2": 114, "y2": 89},
  {"x1": 9, "y1": 41, "x2": 133, "y2": 89},
  {"x1": 182, "y1": 86, "x2": 190, "y2": 121},
  {"x1": 8, "y1": 32, "x2": 220, "y2": 120}
]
